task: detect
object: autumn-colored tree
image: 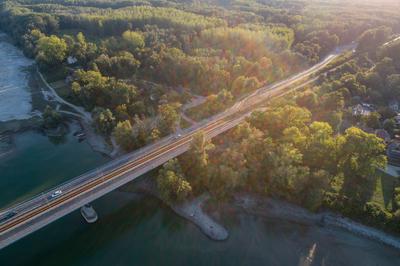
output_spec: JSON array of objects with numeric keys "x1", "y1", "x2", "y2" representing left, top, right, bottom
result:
[
  {"x1": 157, "y1": 159, "x2": 192, "y2": 204},
  {"x1": 36, "y1": 35, "x2": 67, "y2": 66},
  {"x1": 338, "y1": 127, "x2": 387, "y2": 203}
]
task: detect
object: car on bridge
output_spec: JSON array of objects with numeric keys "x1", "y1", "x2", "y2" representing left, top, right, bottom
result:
[{"x1": 48, "y1": 190, "x2": 63, "y2": 200}]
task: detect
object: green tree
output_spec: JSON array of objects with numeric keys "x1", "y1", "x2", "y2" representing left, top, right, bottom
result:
[
  {"x1": 383, "y1": 118, "x2": 396, "y2": 135},
  {"x1": 303, "y1": 122, "x2": 337, "y2": 172},
  {"x1": 36, "y1": 35, "x2": 67, "y2": 66},
  {"x1": 207, "y1": 164, "x2": 242, "y2": 199},
  {"x1": 95, "y1": 52, "x2": 140, "y2": 79},
  {"x1": 387, "y1": 74, "x2": 400, "y2": 98},
  {"x1": 22, "y1": 29, "x2": 44, "y2": 57},
  {"x1": 42, "y1": 105, "x2": 62, "y2": 129},
  {"x1": 157, "y1": 159, "x2": 192, "y2": 204},
  {"x1": 158, "y1": 103, "x2": 181, "y2": 135},
  {"x1": 363, "y1": 112, "x2": 381, "y2": 129},
  {"x1": 122, "y1": 30, "x2": 145, "y2": 50},
  {"x1": 248, "y1": 105, "x2": 311, "y2": 139},
  {"x1": 72, "y1": 70, "x2": 108, "y2": 108},
  {"x1": 266, "y1": 143, "x2": 310, "y2": 200},
  {"x1": 321, "y1": 91, "x2": 344, "y2": 111},
  {"x1": 179, "y1": 131, "x2": 214, "y2": 192},
  {"x1": 92, "y1": 107, "x2": 116, "y2": 135},
  {"x1": 296, "y1": 90, "x2": 319, "y2": 110},
  {"x1": 301, "y1": 170, "x2": 333, "y2": 210},
  {"x1": 113, "y1": 120, "x2": 135, "y2": 151},
  {"x1": 357, "y1": 26, "x2": 392, "y2": 53},
  {"x1": 338, "y1": 127, "x2": 387, "y2": 203},
  {"x1": 146, "y1": 128, "x2": 161, "y2": 143},
  {"x1": 108, "y1": 80, "x2": 137, "y2": 107}
]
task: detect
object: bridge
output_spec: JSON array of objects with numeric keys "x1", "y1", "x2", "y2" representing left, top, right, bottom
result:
[{"x1": 0, "y1": 46, "x2": 351, "y2": 249}]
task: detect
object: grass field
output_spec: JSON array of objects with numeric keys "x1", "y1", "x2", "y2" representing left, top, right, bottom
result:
[{"x1": 372, "y1": 171, "x2": 397, "y2": 211}]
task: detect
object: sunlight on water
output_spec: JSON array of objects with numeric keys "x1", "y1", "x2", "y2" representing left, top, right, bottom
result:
[{"x1": 298, "y1": 243, "x2": 317, "y2": 266}]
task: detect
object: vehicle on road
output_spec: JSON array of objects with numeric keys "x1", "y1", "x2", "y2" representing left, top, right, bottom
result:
[
  {"x1": 48, "y1": 190, "x2": 62, "y2": 200},
  {"x1": 0, "y1": 211, "x2": 17, "y2": 223},
  {"x1": 174, "y1": 133, "x2": 182, "y2": 139}
]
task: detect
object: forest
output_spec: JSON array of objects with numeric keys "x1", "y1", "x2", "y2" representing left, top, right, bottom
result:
[
  {"x1": 1, "y1": 0, "x2": 400, "y2": 233},
  {"x1": 1, "y1": 0, "x2": 399, "y2": 148},
  {"x1": 159, "y1": 29, "x2": 400, "y2": 234}
]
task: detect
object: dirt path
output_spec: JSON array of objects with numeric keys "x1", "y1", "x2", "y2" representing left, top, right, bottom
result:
[
  {"x1": 38, "y1": 70, "x2": 115, "y2": 155},
  {"x1": 37, "y1": 70, "x2": 92, "y2": 122}
]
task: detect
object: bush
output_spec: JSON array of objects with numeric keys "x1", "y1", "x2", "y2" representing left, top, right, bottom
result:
[
  {"x1": 363, "y1": 202, "x2": 393, "y2": 227},
  {"x1": 394, "y1": 187, "x2": 400, "y2": 210}
]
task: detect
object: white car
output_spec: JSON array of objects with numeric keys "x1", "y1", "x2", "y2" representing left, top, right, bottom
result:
[
  {"x1": 174, "y1": 133, "x2": 182, "y2": 139},
  {"x1": 48, "y1": 190, "x2": 62, "y2": 199}
]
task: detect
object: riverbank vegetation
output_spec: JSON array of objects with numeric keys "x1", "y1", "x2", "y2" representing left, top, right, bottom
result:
[
  {"x1": 1, "y1": 0, "x2": 400, "y2": 234},
  {"x1": 1, "y1": 0, "x2": 399, "y2": 151},
  {"x1": 157, "y1": 1, "x2": 400, "y2": 234}
]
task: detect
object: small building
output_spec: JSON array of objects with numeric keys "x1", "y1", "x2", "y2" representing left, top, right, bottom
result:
[
  {"x1": 394, "y1": 115, "x2": 400, "y2": 125},
  {"x1": 375, "y1": 129, "x2": 391, "y2": 143},
  {"x1": 67, "y1": 56, "x2": 78, "y2": 65},
  {"x1": 352, "y1": 104, "x2": 374, "y2": 116},
  {"x1": 389, "y1": 100, "x2": 399, "y2": 112}
]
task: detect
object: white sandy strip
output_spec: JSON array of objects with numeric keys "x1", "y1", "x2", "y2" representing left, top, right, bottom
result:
[
  {"x1": 0, "y1": 33, "x2": 34, "y2": 122},
  {"x1": 172, "y1": 194, "x2": 229, "y2": 241}
]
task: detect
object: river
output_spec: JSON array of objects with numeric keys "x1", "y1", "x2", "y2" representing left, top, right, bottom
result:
[{"x1": 0, "y1": 33, "x2": 399, "y2": 266}]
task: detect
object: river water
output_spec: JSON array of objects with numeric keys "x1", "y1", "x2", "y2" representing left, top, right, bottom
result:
[{"x1": 0, "y1": 34, "x2": 400, "y2": 266}]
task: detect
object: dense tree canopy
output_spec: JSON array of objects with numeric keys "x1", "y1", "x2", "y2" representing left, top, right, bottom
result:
[{"x1": 36, "y1": 35, "x2": 67, "y2": 66}]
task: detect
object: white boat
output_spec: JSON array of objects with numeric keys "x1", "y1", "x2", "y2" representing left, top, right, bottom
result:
[{"x1": 80, "y1": 204, "x2": 98, "y2": 223}]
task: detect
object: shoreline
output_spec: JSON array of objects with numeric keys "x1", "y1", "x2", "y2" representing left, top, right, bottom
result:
[
  {"x1": 130, "y1": 178, "x2": 229, "y2": 241},
  {"x1": 230, "y1": 194, "x2": 400, "y2": 251},
  {"x1": 36, "y1": 69, "x2": 120, "y2": 158},
  {"x1": 123, "y1": 178, "x2": 400, "y2": 250}
]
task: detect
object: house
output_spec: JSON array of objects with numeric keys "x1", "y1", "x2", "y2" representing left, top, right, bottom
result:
[
  {"x1": 375, "y1": 129, "x2": 391, "y2": 143},
  {"x1": 352, "y1": 104, "x2": 374, "y2": 116},
  {"x1": 389, "y1": 100, "x2": 399, "y2": 112},
  {"x1": 67, "y1": 56, "x2": 78, "y2": 65}
]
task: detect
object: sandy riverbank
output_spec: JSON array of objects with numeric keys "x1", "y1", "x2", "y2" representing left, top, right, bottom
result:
[{"x1": 131, "y1": 178, "x2": 229, "y2": 241}]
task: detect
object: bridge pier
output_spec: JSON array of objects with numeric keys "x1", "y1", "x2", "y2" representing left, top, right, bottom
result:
[{"x1": 80, "y1": 204, "x2": 98, "y2": 224}]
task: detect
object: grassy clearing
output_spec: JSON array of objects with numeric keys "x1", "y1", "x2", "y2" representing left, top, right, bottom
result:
[
  {"x1": 372, "y1": 171, "x2": 396, "y2": 211},
  {"x1": 49, "y1": 80, "x2": 70, "y2": 99},
  {"x1": 180, "y1": 117, "x2": 192, "y2": 129}
]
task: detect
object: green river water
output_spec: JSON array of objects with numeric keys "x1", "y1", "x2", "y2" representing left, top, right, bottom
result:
[{"x1": 0, "y1": 33, "x2": 400, "y2": 266}]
